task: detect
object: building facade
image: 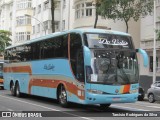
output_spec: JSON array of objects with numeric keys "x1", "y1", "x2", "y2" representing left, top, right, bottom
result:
[{"x1": 140, "y1": 0, "x2": 160, "y2": 92}]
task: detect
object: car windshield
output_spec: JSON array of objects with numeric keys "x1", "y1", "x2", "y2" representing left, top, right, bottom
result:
[{"x1": 88, "y1": 50, "x2": 139, "y2": 85}]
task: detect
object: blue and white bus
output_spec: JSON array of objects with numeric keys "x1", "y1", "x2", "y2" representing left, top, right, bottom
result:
[{"x1": 3, "y1": 29, "x2": 148, "y2": 109}]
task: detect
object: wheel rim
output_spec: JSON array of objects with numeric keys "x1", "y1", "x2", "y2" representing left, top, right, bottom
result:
[
  {"x1": 16, "y1": 84, "x2": 20, "y2": 96},
  {"x1": 11, "y1": 84, "x2": 14, "y2": 95},
  {"x1": 149, "y1": 94, "x2": 154, "y2": 102},
  {"x1": 59, "y1": 90, "x2": 67, "y2": 104}
]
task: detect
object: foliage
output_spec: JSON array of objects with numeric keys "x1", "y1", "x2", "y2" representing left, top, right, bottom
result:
[
  {"x1": 0, "y1": 30, "x2": 11, "y2": 54},
  {"x1": 156, "y1": 17, "x2": 160, "y2": 41},
  {"x1": 95, "y1": 0, "x2": 153, "y2": 33}
]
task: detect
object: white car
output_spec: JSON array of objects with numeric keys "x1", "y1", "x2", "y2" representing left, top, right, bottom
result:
[{"x1": 147, "y1": 81, "x2": 160, "y2": 103}]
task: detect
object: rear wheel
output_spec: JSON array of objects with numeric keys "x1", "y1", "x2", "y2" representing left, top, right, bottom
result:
[
  {"x1": 10, "y1": 83, "x2": 16, "y2": 96},
  {"x1": 148, "y1": 94, "x2": 155, "y2": 103},
  {"x1": 58, "y1": 85, "x2": 68, "y2": 107},
  {"x1": 100, "y1": 104, "x2": 111, "y2": 110},
  {"x1": 15, "y1": 82, "x2": 21, "y2": 97}
]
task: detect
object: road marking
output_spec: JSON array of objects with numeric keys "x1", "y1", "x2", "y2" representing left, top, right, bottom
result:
[
  {"x1": 111, "y1": 105, "x2": 149, "y2": 111},
  {"x1": 0, "y1": 95, "x2": 94, "y2": 120},
  {"x1": 7, "y1": 109, "x2": 13, "y2": 111},
  {"x1": 145, "y1": 106, "x2": 160, "y2": 109}
]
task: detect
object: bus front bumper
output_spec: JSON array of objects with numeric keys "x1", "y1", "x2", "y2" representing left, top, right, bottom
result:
[{"x1": 85, "y1": 93, "x2": 138, "y2": 104}]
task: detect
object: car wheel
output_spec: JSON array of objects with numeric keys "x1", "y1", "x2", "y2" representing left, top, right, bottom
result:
[{"x1": 148, "y1": 94, "x2": 155, "y2": 103}]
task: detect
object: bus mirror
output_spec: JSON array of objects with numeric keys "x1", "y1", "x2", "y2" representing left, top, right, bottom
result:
[{"x1": 136, "y1": 48, "x2": 148, "y2": 68}]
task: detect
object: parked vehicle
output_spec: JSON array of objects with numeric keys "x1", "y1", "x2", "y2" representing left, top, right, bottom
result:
[
  {"x1": 0, "y1": 62, "x2": 4, "y2": 89},
  {"x1": 147, "y1": 81, "x2": 160, "y2": 103},
  {"x1": 138, "y1": 86, "x2": 145, "y2": 101}
]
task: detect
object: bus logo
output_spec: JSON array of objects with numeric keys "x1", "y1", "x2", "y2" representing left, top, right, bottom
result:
[{"x1": 115, "y1": 89, "x2": 119, "y2": 93}]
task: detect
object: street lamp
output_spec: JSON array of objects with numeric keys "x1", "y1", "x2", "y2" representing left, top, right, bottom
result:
[
  {"x1": 24, "y1": 14, "x2": 46, "y2": 35},
  {"x1": 153, "y1": 0, "x2": 156, "y2": 84}
]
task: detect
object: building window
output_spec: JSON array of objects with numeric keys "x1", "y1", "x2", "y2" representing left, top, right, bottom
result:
[
  {"x1": 43, "y1": 21, "x2": 48, "y2": 30},
  {"x1": 37, "y1": 24, "x2": 40, "y2": 33},
  {"x1": 38, "y1": 4, "x2": 41, "y2": 14},
  {"x1": 44, "y1": 0, "x2": 49, "y2": 10},
  {"x1": 55, "y1": 1, "x2": 60, "y2": 9},
  {"x1": 86, "y1": 8, "x2": 92, "y2": 16},
  {"x1": 149, "y1": 56, "x2": 158, "y2": 72},
  {"x1": 75, "y1": 2, "x2": 93, "y2": 19},
  {"x1": 32, "y1": 26, "x2": 35, "y2": 34},
  {"x1": 33, "y1": 7, "x2": 36, "y2": 15},
  {"x1": 63, "y1": 0, "x2": 66, "y2": 8},
  {"x1": 62, "y1": 20, "x2": 65, "y2": 30},
  {"x1": 15, "y1": 32, "x2": 31, "y2": 42},
  {"x1": 55, "y1": 21, "x2": 60, "y2": 30},
  {"x1": 17, "y1": 0, "x2": 32, "y2": 10},
  {"x1": 16, "y1": 16, "x2": 31, "y2": 26}
]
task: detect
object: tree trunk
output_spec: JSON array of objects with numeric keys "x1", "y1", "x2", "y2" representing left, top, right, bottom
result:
[
  {"x1": 125, "y1": 20, "x2": 129, "y2": 33},
  {"x1": 51, "y1": 0, "x2": 55, "y2": 33},
  {"x1": 94, "y1": 9, "x2": 98, "y2": 28}
]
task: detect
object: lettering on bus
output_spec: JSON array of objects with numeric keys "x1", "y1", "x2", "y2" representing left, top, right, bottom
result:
[
  {"x1": 44, "y1": 64, "x2": 55, "y2": 71},
  {"x1": 99, "y1": 38, "x2": 128, "y2": 46}
]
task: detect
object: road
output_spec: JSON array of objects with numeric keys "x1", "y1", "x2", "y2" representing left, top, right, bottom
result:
[{"x1": 0, "y1": 89, "x2": 160, "y2": 120}]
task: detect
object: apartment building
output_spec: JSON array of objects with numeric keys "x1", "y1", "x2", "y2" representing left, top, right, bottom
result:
[
  {"x1": 0, "y1": 0, "x2": 32, "y2": 45},
  {"x1": 140, "y1": 0, "x2": 160, "y2": 90},
  {"x1": 31, "y1": 0, "x2": 73, "y2": 39},
  {"x1": 73, "y1": 0, "x2": 140, "y2": 49},
  {"x1": 0, "y1": 0, "x2": 13, "y2": 39}
]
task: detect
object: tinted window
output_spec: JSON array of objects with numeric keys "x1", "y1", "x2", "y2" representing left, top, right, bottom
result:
[
  {"x1": 70, "y1": 33, "x2": 85, "y2": 82},
  {"x1": 5, "y1": 34, "x2": 68, "y2": 62},
  {"x1": 40, "y1": 35, "x2": 68, "y2": 59}
]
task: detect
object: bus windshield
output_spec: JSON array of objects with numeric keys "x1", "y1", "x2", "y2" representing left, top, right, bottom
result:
[
  {"x1": 0, "y1": 63, "x2": 3, "y2": 79},
  {"x1": 85, "y1": 33, "x2": 133, "y2": 49},
  {"x1": 85, "y1": 33, "x2": 139, "y2": 85}
]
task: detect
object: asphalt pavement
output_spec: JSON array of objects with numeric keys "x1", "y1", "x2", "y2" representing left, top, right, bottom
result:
[{"x1": 0, "y1": 89, "x2": 160, "y2": 120}]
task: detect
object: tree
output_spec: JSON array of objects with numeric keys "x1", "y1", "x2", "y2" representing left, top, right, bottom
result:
[
  {"x1": 51, "y1": 0, "x2": 55, "y2": 33},
  {"x1": 0, "y1": 30, "x2": 11, "y2": 54},
  {"x1": 94, "y1": 0, "x2": 102, "y2": 28},
  {"x1": 95, "y1": 0, "x2": 153, "y2": 33},
  {"x1": 156, "y1": 17, "x2": 160, "y2": 41}
]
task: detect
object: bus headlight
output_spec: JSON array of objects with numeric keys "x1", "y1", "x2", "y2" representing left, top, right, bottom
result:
[
  {"x1": 87, "y1": 89, "x2": 103, "y2": 94},
  {"x1": 129, "y1": 89, "x2": 138, "y2": 94}
]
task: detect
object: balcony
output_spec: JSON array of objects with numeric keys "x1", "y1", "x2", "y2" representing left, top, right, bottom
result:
[{"x1": 141, "y1": 40, "x2": 160, "y2": 50}]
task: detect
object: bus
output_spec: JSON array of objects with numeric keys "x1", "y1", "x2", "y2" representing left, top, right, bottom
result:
[
  {"x1": 3, "y1": 29, "x2": 148, "y2": 109},
  {"x1": 0, "y1": 62, "x2": 4, "y2": 89}
]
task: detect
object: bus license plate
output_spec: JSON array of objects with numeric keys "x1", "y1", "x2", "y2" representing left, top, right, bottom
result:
[{"x1": 112, "y1": 97, "x2": 121, "y2": 101}]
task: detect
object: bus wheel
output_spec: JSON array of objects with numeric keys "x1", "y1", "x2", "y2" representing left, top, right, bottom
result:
[
  {"x1": 15, "y1": 82, "x2": 22, "y2": 97},
  {"x1": 10, "y1": 83, "x2": 16, "y2": 96},
  {"x1": 58, "y1": 86, "x2": 68, "y2": 107},
  {"x1": 100, "y1": 104, "x2": 111, "y2": 110}
]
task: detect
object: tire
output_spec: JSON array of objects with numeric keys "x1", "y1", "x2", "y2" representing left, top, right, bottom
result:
[
  {"x1": 15, "y1": 82, "x2": 22, "y2": 97},
  {"x1": 148, "y1": 94, "x2": 155, "y2": 103},
  {"x1": 58, "y1": 85, "x2": 68, "y2": 107},
  {"x1": 10, "y1": 83, "x2": 16, "y2": 96},
  {"x1": 100, "y1": 104, "x2": 111, "y2": 110}
]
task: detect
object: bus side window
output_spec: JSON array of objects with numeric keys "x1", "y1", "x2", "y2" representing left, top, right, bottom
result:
[{"x1": 70, "y1": 33, "x2": 85, "y2": 82}]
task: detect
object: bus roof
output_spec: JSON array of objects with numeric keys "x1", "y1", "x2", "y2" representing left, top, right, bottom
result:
[{"x1": 6, "y1": 28, "x2": 131, "y2": 49}]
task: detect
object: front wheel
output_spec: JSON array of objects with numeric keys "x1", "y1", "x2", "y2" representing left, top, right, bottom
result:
[
  {"x1": 100, "y1": 104, "x2": 111, "y2": 110},
  {"x1": 148, "y1": 94, "x2": 155, "y2": 103},
  {"x1": 58, "y1": 86, "x2": 68, "y2": 107}
]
